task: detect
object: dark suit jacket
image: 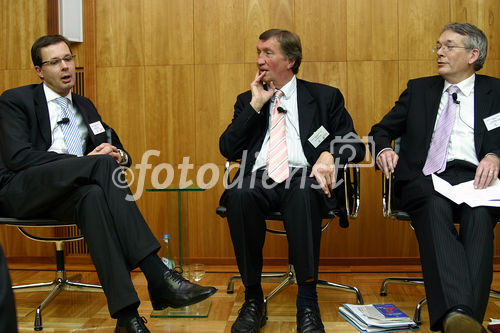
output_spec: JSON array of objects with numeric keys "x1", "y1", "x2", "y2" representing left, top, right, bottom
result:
[
  {"x1": 220, "y1": 79, "x2": 365, "y2": 173},
  {"x1": 370, "y1": 74, "x2": 500, "y2": 190},
  {"x1": 219, "y1": 79, "x2": 365, "y2": 227},
  {"x1": 0, "y1": 84, "x2": 130, "y2": 190}
]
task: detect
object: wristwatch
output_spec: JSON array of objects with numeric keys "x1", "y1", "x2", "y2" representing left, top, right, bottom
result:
[{"x1": 117, "y1": 149, "x2": 128, "y2": 165}]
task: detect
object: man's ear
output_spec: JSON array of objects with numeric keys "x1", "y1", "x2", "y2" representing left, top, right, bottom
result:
[
  {"x1": 469, "y1": 49, "x2": 480, "y2": 66},
  {"x1": 287, "y1": 58, "x2": 296, "y2": 71},
  {"x1": 34, "y1": 66, "x2": 44, "y2": 80}
]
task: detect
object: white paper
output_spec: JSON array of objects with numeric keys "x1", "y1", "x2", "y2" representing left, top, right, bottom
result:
[
  {"x1": 431, "y1": 174, "x2": 500, "y2": 207},
  {"x1": 483, "y1": 112, "x2": 500, "y2": 131},
  {"x1": 308, "y1": 125, "x2": 329, "y2": 148}
]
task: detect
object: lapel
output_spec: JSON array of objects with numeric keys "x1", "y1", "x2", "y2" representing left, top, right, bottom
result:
[
  {"x1": 34, "y1": 84, "x2": 52, "y2": 146},
  {"x1": 424, "y1": 77, "x2": 445, "y2": 149},
  {"x1": 473, "y1": 75, "x2": 493, "y2": 155},
  {"x1": 296, "y1": 80, "x2": 316, "y2": 144},
  {"x1": 72, "y1": 93, "x2": 102, "y2": 148}
]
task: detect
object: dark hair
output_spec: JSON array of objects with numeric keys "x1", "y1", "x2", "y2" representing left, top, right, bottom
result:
[
  {"x1": 442, "y1": 22, "x2": 488, "y2": 71},
  {"x1": 31, "y1": 35, "x2": 72, "y2": 67},
  {"x1": 259, "y1": 29, "x2": 302, "y2": 74}
]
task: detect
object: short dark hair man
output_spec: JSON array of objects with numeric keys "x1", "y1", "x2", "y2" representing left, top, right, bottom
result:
[
  {"x1": 370, "y1": 23, "x2": 499, "y2": 333},
  {"x1": 220, "y1": 29, "x2": 365, "y2": 333},
  {"x1": 0, "y1": 35, "x2": 217, "y2": 333}
]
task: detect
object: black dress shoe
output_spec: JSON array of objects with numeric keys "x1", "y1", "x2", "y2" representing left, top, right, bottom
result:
[
  {"x1": 231, "y1": 299, "x2": 267, "y2": 333},
  {"x1": 115, "y1": 316, "x2": 150, "y2": 333},
  {"x1": 297, "y1": 308, "x2": 325, "y2": 333},
  {"x1": 443, "y1": 311, "x2": 484, "y2": 333},
  {"x1": 148, "y1": 269, "x2": 217, "y2": 310}
]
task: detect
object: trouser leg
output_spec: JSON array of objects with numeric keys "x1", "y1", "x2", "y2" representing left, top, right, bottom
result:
[
  {"x1": 281, "y1": 175, "x2": 323, "y2": 283},
  {"x1": 225, "y1": 172, "x2": 274, "y2": 287}
]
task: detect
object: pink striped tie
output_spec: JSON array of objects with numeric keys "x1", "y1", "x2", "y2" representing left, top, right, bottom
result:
[
  {"x1": 422, "y1": 85, "x2": 459, "y2": 175},
  {"x1": 267, "y1": 90, "x2": 289, "y2": 183}
]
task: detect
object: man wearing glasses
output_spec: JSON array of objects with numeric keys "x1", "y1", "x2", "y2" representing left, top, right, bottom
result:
[
  {"x1": 0, "y1": 35, "x2": 216, "y2": 333},
  {"x1": 370, "y1": 23, "x2": 499, "y2": 333}
]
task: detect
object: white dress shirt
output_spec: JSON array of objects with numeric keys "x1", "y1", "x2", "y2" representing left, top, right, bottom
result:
[
  {"x1": 44, "y1": 84, "x2": 88, "y2": 154},
  {"x1": 253, "y1": 75, "x2": 309, "y2": 172}
]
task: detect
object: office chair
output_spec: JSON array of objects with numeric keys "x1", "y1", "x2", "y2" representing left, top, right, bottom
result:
[
  {"x1": 379, "y1": 172, "x2": 500, "y2": 325},
  {"x1": 0, "y1": 217, "x2": 102, "y2": 331},
  {"x1": 216, "y1": 161, "x2": 364, "y2": 319}
]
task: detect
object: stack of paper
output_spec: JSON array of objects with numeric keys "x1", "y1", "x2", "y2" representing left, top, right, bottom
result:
[{"x1": 339, "y1": 304, "x2": 419, "y2": 332}]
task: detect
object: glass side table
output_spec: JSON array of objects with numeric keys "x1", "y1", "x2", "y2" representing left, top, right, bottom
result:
[{"x1": 146, "y1": 187, "x2": 211, "y2": 318}]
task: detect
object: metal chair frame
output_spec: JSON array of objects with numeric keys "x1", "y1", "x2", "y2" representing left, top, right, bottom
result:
[
  {"x1": 380, "y1": 174, "x2": 500, "y2": 325},
  {"x1": 0, "y1": 217, "x2": 102, "y2": 331},
  {"x1": 216, "y1": 161, "x2": 364, "y2": 319}
]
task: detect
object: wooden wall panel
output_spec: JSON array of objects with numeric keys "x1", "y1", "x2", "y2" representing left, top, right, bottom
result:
[
  {"x1": 299, "y1": 62, "x2": 347, "y2": 97},
  {"x1": 194, "y1": 0, "x2": 245, "y2": 64},
  {"x1": 243, "y1": 0, "x2": 294, "y2": 63},
  {"x1": 346, "y1": 0, "x2": 398, "y2": 61},
  {"x1": 144, "y1": 0, "x2": 194, "y2": 66},
  {"x1": 478, "y1": 0, "x2": 500, "y2": 60},
  {"x1": 451, "y1": 0, "x2": 478, "y2": 24},
  {"x1": 295, "y1": 0, "x2": 347, "y2": 62},
  {"x1": 3, "y1": 0, "x2": 47, "y2": 70},
  {"x1": 194, "y1": 64, "x2": 246, "y2": 165},
  {"x1": 398, "y1": 0, "x2": 450, "y2": 61},
  {"x1": 95, "y1": 0, "x2": 144, "y2": 67},
  {"x1": 145, "y1": 65, "x2": 195, "y2": 164}
]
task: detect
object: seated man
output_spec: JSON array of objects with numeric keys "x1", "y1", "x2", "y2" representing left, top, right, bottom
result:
[
  {"x1": 370, "y1": 22, "x2": 499, "y2": 333},
  {"x1": 219, "y1": 29, "x2": 365, "y2": 333},
  {"x1": 0, "y1": 35, "x2": 217, "y2": 333}
]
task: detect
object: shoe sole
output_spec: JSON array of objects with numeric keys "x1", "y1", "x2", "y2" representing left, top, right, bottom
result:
[
  {"x1": 152, "y1": 288, "x2": 218, "y2": 310},
  {"x1": 443, "y1": 313, "x2": 483, "y2": 333}
]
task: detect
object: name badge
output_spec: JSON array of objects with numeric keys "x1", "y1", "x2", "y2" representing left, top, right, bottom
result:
[
  {"x1": 89, "y1": 121, "x2": 105, "y2": 135},
  {"x1": 484, "y1": 112, "x2": 500, "y2": 131},
  {"x1": 308, "y1": 125, "x2": 329, "y2": 148}
]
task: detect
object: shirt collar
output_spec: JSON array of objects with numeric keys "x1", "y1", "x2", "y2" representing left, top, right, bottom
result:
[
  {"x1": 443, "y1": 73, "x2": 475, "y2": 97},
  {"x1": 43, "y1": 83, "x2": 73, "y2": 104},
  {"x1": 273, "y1": 75, "x2": 296, "y2": 101}
]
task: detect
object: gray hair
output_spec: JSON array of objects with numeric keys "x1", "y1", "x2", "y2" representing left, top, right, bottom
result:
[{"x1": 442, "y1": 22, "x2": 487, "y2": 71}]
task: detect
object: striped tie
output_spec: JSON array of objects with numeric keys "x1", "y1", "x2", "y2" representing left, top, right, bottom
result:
[
  {"x1": 422, "y1": 85, "x2": 459, "y2": 175},
  {"x1": 267, "y1": 90, "x2": 289, "y2": 183},
  {"x1": 55, "y1": 97, "x2": 83, "y2": 156}
]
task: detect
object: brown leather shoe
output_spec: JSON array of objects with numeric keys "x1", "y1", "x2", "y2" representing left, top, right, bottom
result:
[{"x1": 443, "y1": 311, "x2": 484, "y2": 333}]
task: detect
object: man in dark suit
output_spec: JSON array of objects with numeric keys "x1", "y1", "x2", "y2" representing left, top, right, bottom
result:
[
  {"x1": 370, "y1": 23, "x2": 500, "y2": 333},
  {"x1": 0, "y1": 35, "x2": 216, "y2": 333},
  {"x1": 0, "y1": 244, "x2": 17, "y2": 333},
  {"x1": 220, "y1": 29, "x2": 365, "y2": 333}
]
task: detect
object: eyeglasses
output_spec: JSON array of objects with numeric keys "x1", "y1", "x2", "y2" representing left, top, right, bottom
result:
[
  {"x1": 432, "y1": 44, "x2": 469, "y2": 53},
  {"x1": 41, "y1": 54, "x2": 76, "y2": 66}
]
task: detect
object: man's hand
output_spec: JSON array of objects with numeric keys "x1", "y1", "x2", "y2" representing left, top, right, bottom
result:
[
  {"x1": 87, "y1": 143, "x2": 121, "y2": 163},
  {"x1": 376, "y1": 149, "x2": 399, "y2": 179},
  {"x1": 474, "y1": 154, "x2": 500, "y2": 189},
  {"x1": 249, "y1": 70, "x2": 275, "y2": 112},
  {"x1": 309, "y1": 151, "x2": 335, "y2": 198}
]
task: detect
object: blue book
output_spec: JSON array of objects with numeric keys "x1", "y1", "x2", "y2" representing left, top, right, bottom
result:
[{"x1": 373, "y1": 304, "x2": 408, "y2": 319}]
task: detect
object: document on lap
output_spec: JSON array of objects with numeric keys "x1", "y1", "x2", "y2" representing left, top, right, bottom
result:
[{"x1": 431, "y1": 174, "x2": 500, "y2": 207}]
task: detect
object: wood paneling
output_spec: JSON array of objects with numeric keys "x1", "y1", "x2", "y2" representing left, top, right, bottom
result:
[
  {"x1": 347, "y1": 0, "x2": 398, "y2": 61},
  {"x1": 95, "y1": 0, "x2": 144, "y2": 67},
  {"x1": 2, "y1": 0, "x2": 500, "y2": 265},
  {"x1": 144, "y1": 0, "x2": 194, "y2": 66},
  {"x1": 194, "y1": 0, "x2": 245, "y2": 64},
  {"x1": 398, "y1": 0, "x2": 449, "y2": 61},
  {"x1": 296, "y1": 0, "x2": 347, "y2": 62}
]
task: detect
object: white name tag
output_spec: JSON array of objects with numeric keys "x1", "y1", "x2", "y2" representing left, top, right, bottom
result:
[
  {"x1": 89, "y1": 121, "x2": 105, "y2": 135},
  {"x1": 484, "y1": 113, "x2": 500, "y2": 131},
  {"x1": 308, "y1": 125, "x2": 329, "y2": 148}
]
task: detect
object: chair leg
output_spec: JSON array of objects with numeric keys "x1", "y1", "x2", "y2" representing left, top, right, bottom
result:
[
  {"x1": 413, "y1": 297, "x2": 427, "y2": 325},
  {"x1": 317, "y1": 280, "x2": 364, "y2": 305},
  {"x1": 13, "y1": 243, "x2": 102, "y2": 331},
  {"x1": 226, "y1": 272, "x2": 290, "y2": 294},
  {"x1": 379, "y1": 277, "x2": 424, "y2": 296}
]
